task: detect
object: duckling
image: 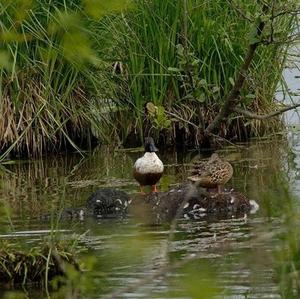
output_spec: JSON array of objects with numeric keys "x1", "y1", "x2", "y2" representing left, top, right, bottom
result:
[
  {"x1": 133, "y1": 137, "x2": 164, "y2": 194},
  {"x1": 187, "y1": 153, "x2": 233, "y2": 194}
]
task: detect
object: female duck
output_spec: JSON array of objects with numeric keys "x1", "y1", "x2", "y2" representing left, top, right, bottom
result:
[
  {"x1": 133, "y1": 137, "x2": 164, "y2": 193},
  {"x1": 188, "y1": 153, "x2": 233, "y2": 193}
]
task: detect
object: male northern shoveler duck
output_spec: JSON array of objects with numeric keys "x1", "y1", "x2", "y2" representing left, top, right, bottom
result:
[
  {"x1": 133, "y1": 137, "x2": 164, "y2": 193},
  {"x1": 187, "y1": 153, "x2": 233, "y2": 193}
]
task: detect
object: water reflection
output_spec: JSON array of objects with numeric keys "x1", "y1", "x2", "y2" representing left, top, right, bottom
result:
[{"x1": 0, "y1": 137, "x2": 299, "y2": 298}]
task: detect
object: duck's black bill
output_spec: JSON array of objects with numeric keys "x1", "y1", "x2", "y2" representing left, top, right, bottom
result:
[
  {"x1": 149, "y1": 143, "x2": 158, "y2": 152},
  {"x1": 145, "y1": 137, "x2": 158, "y2": 152}
]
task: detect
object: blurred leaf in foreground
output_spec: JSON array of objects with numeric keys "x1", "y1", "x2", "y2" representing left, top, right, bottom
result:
[
  {"x1": 48, "y1": 12, "x2": 97, "y2": 65},
  {"x1": 0, "y1": 50, "x2": 12, "y2": 70},
  {"x1": 169, "y1": 261, "x2": 222, "y2": 299},
  {"x1": 83, "y1": 0, "x2": 132, "y2": 19},
  {"x1": 1, "y1": 0, "x2": 33, "y2": 23}
]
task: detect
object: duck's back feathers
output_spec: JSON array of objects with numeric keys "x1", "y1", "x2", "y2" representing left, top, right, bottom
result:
[{"x1": 188, "y1": 153, "x2": 233, "y2": 188}]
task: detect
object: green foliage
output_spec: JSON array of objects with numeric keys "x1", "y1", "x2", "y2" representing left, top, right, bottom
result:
[
  {"x1": 106, "y1": 0, "x2": 296, "y2": 143},
  {"x1": 0, "y1": 0, "x2": 130, "y2": 157},
  {"x1": 146, "y1": 102, "x2": 171, "y2": 131},
  {"x1": 0, "y1": 0, "x2": 298, "y2": 153},
  {"x1": 171, "y1": 43, "x2": 222, "y2": 104},
  {"x1": 84, "y1": 0, "x2": 132, "y2": 19},
  {"x1": 0, "y1": 238, "x2": 80, "y2": 286},
  {"x1": 179, "y1": 262, "x2": 221, "y2": 299}
]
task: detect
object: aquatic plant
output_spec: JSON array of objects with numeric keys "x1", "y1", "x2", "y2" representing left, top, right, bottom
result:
[
  {"x1": 0, "y1": 186, "x2": 81, "y2": 288},
  {"x1": 0, "y1": 239, "x2": 80, "y2": 286}
]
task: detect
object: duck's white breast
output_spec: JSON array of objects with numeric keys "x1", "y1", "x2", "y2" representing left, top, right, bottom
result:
[{"x1": 134, "y1": 152, "x2": 164, "y2": 174}]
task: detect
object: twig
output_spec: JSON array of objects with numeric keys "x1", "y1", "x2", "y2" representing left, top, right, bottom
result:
[
  {"x1": 165, "y1": 110, "x2": 243, "y2": 148},
  {"x1": 271, "y1": 9, "x2": 300, "y2": 20},
  {"x1": 233, "y1": 103, "x2": 300, "y2": 120},
  {"x1": 207, "y1": 132, "x2": 245, "y2": 149},
  {"x1": 261, "y1": 33, "x2": 300, "y2": 46},
  {"x1": 165, "y1": 110, "x2": 198, "y2": 128}
]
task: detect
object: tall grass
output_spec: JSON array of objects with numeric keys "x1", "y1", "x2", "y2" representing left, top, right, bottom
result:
[
  {"x1": 108, "y1": 0, "x2": 296, "y2": 145},
  {"x1": 0, "y1": 0, "x2": 126, "y2": 157},
  {"x1": 0, "y1": 0, "x2": 297, "y2": 156}
]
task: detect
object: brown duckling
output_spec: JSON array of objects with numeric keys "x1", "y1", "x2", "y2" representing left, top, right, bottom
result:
[{"x1": 188, "y1": 153, "x2": 233, "y2": 193}]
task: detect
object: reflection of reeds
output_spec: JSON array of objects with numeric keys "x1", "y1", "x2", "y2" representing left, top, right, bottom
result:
[
  {"x1": 0, "y1": 146, "x2": 135, "y2": 217},
  {"x1": 276, "y1": 211, "x2": 300, "y2": 298},
  {"x1": 0, "y1": 156, "x2": 77, "y2": 216},
  {"x1": 231, "y1": 138, "x2": 292, "y2": 217}
]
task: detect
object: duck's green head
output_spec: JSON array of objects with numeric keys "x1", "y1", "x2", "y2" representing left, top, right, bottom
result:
[{"x1": 144, "y1": 137, "x2": 158, "y2": 153}]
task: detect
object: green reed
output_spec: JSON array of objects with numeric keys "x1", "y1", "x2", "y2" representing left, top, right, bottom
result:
[
  {"x1": 0, "y1": 0, "x2": 129, "y2": 157},
  {"x1": 0, "y1": 0, "x2": 297, "y2": 156},
  {"x1": 108, "y1": 0, "x2": 297, "y2": 143}
]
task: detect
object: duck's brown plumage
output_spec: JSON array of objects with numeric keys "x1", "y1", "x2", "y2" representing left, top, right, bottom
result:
[
  {"x1": 188, "y1": 153, "x2": 233, "y2": 190},
  {"x1": 133, "y1": 170, "x2": 163, "y2": 187}
]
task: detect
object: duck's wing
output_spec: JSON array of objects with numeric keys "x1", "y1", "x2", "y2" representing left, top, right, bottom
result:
[
  {"x1": 133, "y1": 157, "x2": 144, "y2": 170},
  {"x1": 189, "y1": 161, "x2": 211, "y2": 177}
]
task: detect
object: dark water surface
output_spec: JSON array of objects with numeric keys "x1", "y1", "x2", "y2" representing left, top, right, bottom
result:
[{"x1": 0, "y1": 136, "x2": 299, "y2": 298}]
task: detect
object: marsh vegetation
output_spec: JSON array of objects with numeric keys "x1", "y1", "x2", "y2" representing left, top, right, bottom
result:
[
  {"x1": 1, "y1": 0, "x2": 300, "y2": 298},
  {"x1": 0, "y1": 0, "x2": 299, "y2": 157}
]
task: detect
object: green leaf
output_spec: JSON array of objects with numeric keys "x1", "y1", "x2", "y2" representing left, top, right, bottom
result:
[
  {"x1": 229, "y1": 77, "x2": 235, "y2": 86},
  {"x1": 146, "y1": 102, "x2": 157, "y2": 114},
  {"x1": 199, "y1": 79, "x2": 207, "y2": 87},
  {"x1": 248, "y1": 26, "x2": 260, "y2": 45},
  {"x1": 168, "y1": 67, "x2": 181, "y2": 72},
  {"x1": 191, "y1": 59, "x2": 200, "y2": 66},
  {"x1": 164, "y1": 119, "x2": 171, "y2": 128},
  {"x1": 62, "y1": 31, "x2": 97, "y2": 65},
  {"x1": 212, "y1": 86, "x2": 220, "y2": 93},
  {"x1": 176, "y1": 44, "x2": 184, "y2": 57},
  {"x1": 0, "y1": 51, "x2": 12, "y2": 70},
  {"x1": 195, "y1": 90, "x2": 206, "y2": 103},
  {"x1": 0, "y1": 30, "x2": 31, "y2": 42}
]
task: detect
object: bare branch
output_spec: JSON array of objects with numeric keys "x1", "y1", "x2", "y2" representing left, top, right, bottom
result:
[
  {"x1": 205, "y1": 4, "x2": 269, "y2": 135},
  {"x1": 207, "y1": 132, "x2": 245, "y2": 148},
  {"x1": 233, "y1": 103, "x2": 300, "y2": 120},
  {"x1": 165, "y1": 110, "x2": 198, "y2": 128},
  {"x1": 271, "y1": 8, "x2": 300, "y2": 20},
  {"x1": 261, "y1": 32, "x2": 300, "y2": 45},
  {"x1": 226, "y1": 0, "x2": 253, "y2": 22},
  {"x1": 165, "y1": 110, "x2": 243, "y2": 148}
]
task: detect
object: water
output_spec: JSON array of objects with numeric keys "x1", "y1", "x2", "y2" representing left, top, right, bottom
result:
[
  {"x1": 0, "y1": 136, "x2": 299, "y2": 299},
  {"x1": 1, "y1": 48, "x2": 300, "y2": 298}
]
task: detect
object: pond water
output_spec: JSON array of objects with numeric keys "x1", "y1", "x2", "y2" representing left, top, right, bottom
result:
[
  {"x1": 0, "y1": 46, "x2": 300, "y2": 299},
  {"x1": 0, "y1": 135, "x2": 299, "y2": 299}
]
